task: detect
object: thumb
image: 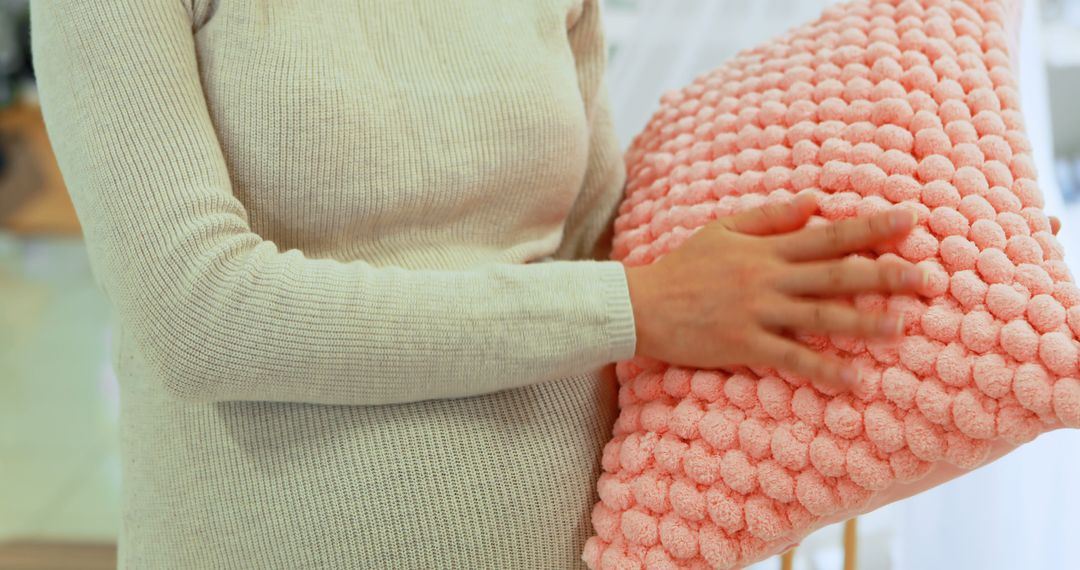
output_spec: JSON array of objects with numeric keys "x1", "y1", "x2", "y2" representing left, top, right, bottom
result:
[{"x1": 716, "y1": 192, "x2": 818, "y2": 236}]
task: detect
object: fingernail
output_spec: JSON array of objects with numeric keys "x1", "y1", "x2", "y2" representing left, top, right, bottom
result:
[
  {"x1": 794, "y1": 193, "x2": 815, "y2": 209},
  {"x1": 840, "y1": 366, "x2": 860, "y2": 387},
  {"x1": 889, "y1": 208, "x2": 913, "y2": 231},
  {"x1": 902, "y1": 266, "x2": 922, "y2": 287},
  {"x1": 879, "y1": 315, "x2": 903, "y2": 336}
]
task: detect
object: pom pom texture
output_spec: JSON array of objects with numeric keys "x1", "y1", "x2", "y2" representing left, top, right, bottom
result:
[{"x1": 584, "y1": 1, "x2": 1080, "y2": 568}]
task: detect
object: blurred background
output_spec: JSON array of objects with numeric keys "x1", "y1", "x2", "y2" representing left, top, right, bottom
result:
[{"x1": 2, "y1": 0, "x2": 1080, "y2": 568}]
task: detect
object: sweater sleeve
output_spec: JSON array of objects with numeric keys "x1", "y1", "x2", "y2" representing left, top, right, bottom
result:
[
  {"x1": 30, "y1": 0, "x2": 637, "y2": 406},
  {"x1": 551, "y1": 0, "x2": 628, "y2": 264}
]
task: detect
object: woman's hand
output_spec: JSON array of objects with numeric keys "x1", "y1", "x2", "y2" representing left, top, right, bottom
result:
[{"x1": 625, "y1": 193, "x2": 926, "y2": 393}]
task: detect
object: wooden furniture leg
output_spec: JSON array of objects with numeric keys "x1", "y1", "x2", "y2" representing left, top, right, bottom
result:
[
  {"x1": 781, "y1": 548, "x2": 795, "y2": 570},
  {"x1": 843, "y1": 517, "x2": 858, "y2": 570}
]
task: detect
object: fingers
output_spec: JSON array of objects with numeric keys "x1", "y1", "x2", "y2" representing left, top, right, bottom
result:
[
  {"x1": 756, "y1": 297, "x2": 904, "y2": 338},
  {"x1": 746, "y1": 331, "x2": 859, "y2": 391},
  {"x1": 717, "y1": 192, "x2": 817, "y2": 236},
  {"x1": 1050, "y1": 216, "x2": 1062, "y2": 236},
  {"x1": 769, "y1": 206, "x2": 918, "y2": 262},
  {"x1": 775, "y1": 257, "x2": 927, "y2": 296}
]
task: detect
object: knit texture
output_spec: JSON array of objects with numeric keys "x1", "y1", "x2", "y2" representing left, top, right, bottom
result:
[
  {"x1": 31, "y1": 0, "x2": 638, "y2": 568},
  {"x1": 584, "y1": 1, "x2": 1080, "y2": 568}
]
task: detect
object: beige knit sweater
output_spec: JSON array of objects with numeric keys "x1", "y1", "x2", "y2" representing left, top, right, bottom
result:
[{"x1": 31, "y1": 0, "x2": 638, "y2": 567}]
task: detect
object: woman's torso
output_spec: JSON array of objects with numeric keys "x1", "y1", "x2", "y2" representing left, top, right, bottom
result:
[{"x1": 114, "y1": 0, "x2": 620, "y2": 567}]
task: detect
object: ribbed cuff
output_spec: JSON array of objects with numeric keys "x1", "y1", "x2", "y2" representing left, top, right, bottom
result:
[{"x1": 596, "y1": 259, "x2": 638, "y2": 363}]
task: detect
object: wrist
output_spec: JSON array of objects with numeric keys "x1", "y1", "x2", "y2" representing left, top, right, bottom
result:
[{"x1": 624, "y1": 264, "x2": 654, "y2": 358}]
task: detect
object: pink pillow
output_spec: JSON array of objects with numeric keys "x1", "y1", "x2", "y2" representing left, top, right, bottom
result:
[{"x1": 584, "y1": 1, "x2": 1080, "y2": 569}]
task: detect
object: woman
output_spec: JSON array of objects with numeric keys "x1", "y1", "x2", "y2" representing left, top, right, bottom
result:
[{"x1": 31, "y1": 1, "x2": 1061, "y2": 568}]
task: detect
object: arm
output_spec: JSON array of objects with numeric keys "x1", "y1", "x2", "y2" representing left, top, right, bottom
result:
[
  {"x1": 30, "y1": 0, "x2": 637, "y2": 406},
  {"x1": 551, "y1": 0, "x2": 627, "y2": 263}
]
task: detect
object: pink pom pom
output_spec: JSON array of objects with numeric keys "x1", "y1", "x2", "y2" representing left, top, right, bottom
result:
[
  {"x1": 877, "y1": 149, "x2": 918, "y2": 176},
  {"x1": 976, "y1": 248, "x2": 1015, "y2": 284},
  {"x1": 904, "y1": 410, "x2": 946, "y2": 462},
  {"x1": 883, "y1": 174, "x2": 921, "y2": 201},
  {"x1": 1003, "y1": 233, "x2": 1038, "y2": 264},
  {"x1": 917, "y1": 154, "x2": 957, "y2": 183},
  {"x1": 916, "y1": 377, "x2": 953, "y2": 425},
  {"x1": 621, "y1": 508, "x2": 660, "y2": 547},
  {"x1": 1028, "y1": 294, "x2": 1067, "y2": 333},
  {"x1": 1040, "y1": 332, "x2": 1078, "y2": 376},
  {"x1": 669, "y1": 398, "x2": 705, "y2": 439},
  {"x1": 890, "y1": 448, "x2": 932, "y2": 482},
  {"x1": 1013, "y1": 363, "x2": 1054, "y2": 417},
  {"x1": 959, "y1": 194, "x2": 997, "y2": 222},
  {"x1": 998, "y1": 405, "x2": 1042, "y2": 445},
  {"x1": 875, "y1": 124, "x2": 915, "y2": 152},
  {"x1": 1015, "y1": 263, "x2": 1054, "y2": 296},
  {"x1": 846, "y1": 163, "x2": 889, "y2": 196},
  {"x1": 986, "y1": 186, "x2": 1022, "y2": 214},
  {"x1": 1011, "y1": 155, "x2": 1038, "y2": 182},
  {"x1": 938, "y1": 99, "x2": 972, "y2": 124},
  {"x1": 738, "y1": 418, "x2": 773, "y2": 460},
  {"x1": 872, "y1": 97, "x2": 915, "y2": 127},
  {"x1": 953, "y1": 166, "x2": 989, "y2": 197},
  {"x1": 950, "y1": 269, "x2": 989, "y2": 308},
  {"x1": 743, "y1": 497, "x2": 788, "y2": 542},
  {"x1": 973, "y1": 110, "x2": 1007, "y2": 137},
  {"x1": 983, "y1": 162, "x2": 1015, "y2": 191},
  {"x1": 897, "y1": 227, "x2": 940, "y2": 262},
  {"x1": 932, "y1": 78, "x2": 965, "y2": 104},
  {"x1": 846, "y1": 441, "x2": 893, "y2": 491},
  {"x1": 1001, "y1": 319, "x2": 1040, "y2": 362},
  {"x1": 970, "y1": 218, "x2": 1007, "y2": 249},
  {"x1": 914, "y1": 128, "x2": 952, "y2": 158},
  {"x1": 757, "y1": 460, "x2": 796, "y2": 504},
  {"x1": 820, "y1": 138, "x2": 853, "y2": 163},
  {"x1": 940, "y1": 235, "x2": 980, "y2": 272},
  {"x1": 937, "y1": 341, "x2": 973, "y2": 387},
  {"x1": 973, "y1": 353, "x2": 1014, "y2": 399},
  {"x1": 699, "y1": 524, "x2": 739, "y2": 569},
  {"x1": 825, "y1": 397, "x2": 864, "y2": 439},
  {"x1": 922, "y1": 180, "x2": 962, "y2": 208},
  {"x1": 795, "y1": 468, "x2": 840, "y2": 516},
  {"x1": 1035, "y1": 231, "x2": 1066, "y2": 262},
  {"x1": 771, "y1": 425, "x2": 810, "y2": 471},
  {"x1": 910, "y1": 109, "x2": 944, "y2": 132},
  {"x1": 946, "y1": 120, "x2": 979, "y2": 145},
  {"x1": 967, "y1": 87, "x2": 1001, "y2": 114},
  {"x1": 921, "y1": 303, "x2": 963, "y2": 342},
  {"x1": 978, "y1": 134, "x2": 1013, "y2": 163},
  {"x1": 950, "y1": 142, "x2": 986, "y2": 169},
  {"x1": 997, "y1": 212, "x2": 1031, "y2": 238},
  {"x1": 961, "y1": 310, "x2": 1000, "y2": 354},
  {"x1": 720, "y1": 449, "x2": 758, "y2": 495},
  {"x1": 847, "y1": 139, "x2": 880, "y2": 161},
  {"x1": 751, "y1": 377, "x2": 789, "y2": 421},
  {"x1": 1013, "y1": 179, "x2": 1044, "y2": 209},
  {"x1": 883, "y1": 367, "x2": 919, "y2": 409},
  {"x1": 821, "y1": 160, "x2": 853, "y2": 191},
  {"x1": 703, "y1": 486, "x2": 744, "y2": 534},
  {"x1": 898, "y1": 336, "x2": 941, "y2": 375},
  {"x1": 929, "y1": 206, "x2": 970, "y2": 237},
  {"x1": 1053, "y1": 378, "x2": 1080, "y2": 428},
  {"x1": 952, "y1": 389, "x2": 997, "y2": 440},
  {"x1": 864, "y1": 401, "x2": 905, "y2": 452}
]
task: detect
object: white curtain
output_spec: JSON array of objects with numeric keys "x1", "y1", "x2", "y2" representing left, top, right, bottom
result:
[
  {"x1": 604, "y1": 0, "x2": 840, "y2": 151},
  {"x1": 602, "y1": 0, "x2": 1080, "y2": 568}
]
